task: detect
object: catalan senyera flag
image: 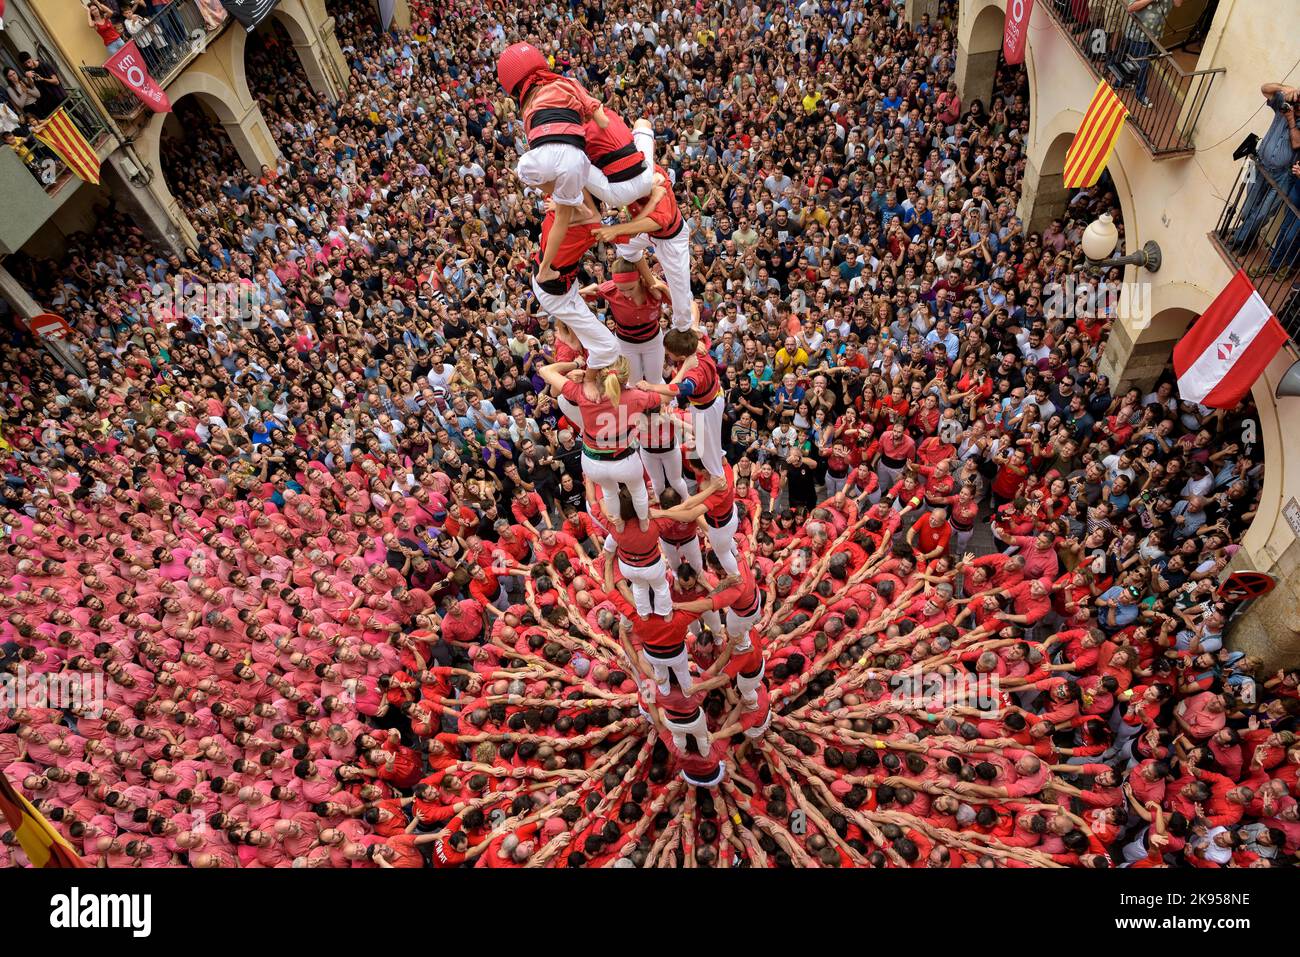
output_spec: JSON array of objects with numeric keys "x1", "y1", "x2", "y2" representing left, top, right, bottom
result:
[
  {"x1": 33, "y1": 106, "x2": 101, "y2": 186},
  {"x1": 0, "y1": 769, "x2": 87, "y2": 868},
  {"x1": 1063, "y1": 81, "x2": 1129, "y2": 189}
]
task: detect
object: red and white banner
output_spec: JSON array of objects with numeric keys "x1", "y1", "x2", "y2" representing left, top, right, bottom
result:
[
  {"x1": 104, "y1": 41, "x2": 172, "y2": 113},
  {"x1": 1004, "y1": 0, "x2": 1033, "y2": 65},
  {"x1": 1174, "y1": 269, "x2": 1288, "y2": 409}
]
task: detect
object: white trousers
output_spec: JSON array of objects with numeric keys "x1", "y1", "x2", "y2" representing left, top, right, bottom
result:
[
  {"x1": 743, "y1": 708, "x2": 773, "y2": 740},
  {"x1": 725, "y1": 593, "x2": 762, "y2": 640},
  {"x1": 620, "y1": 330, "x2": 665, "y2": 385},
  {"x1": 1122, "y1": 829, "x2": 1152, "y2": 864},
  {"x1": 876, "y1": 462, "x2": 905, "y2": 502},
  {"x1": 662, "y1": 537, "x2": 724, "y2": 638},
  {"x1": 687, "y1": 394, "x2": 726, "y2": 479},
  {"x1": 736, "y1": 659, "x2": 765, "y2": 707},
  {"x1": 488, "y1": 584, "x2": 512, "y2": 612},
  {"x1": 704, "y1": 507, "x2": 739, "y2": 576},
  {"x1": 700, "y1": 610, "x2": 725, "y2": 639},
  {"x1": 640, "y1": 445, "x2": 690, "y2": 499},
  {"x1": 558, "y1": 395, "x2": 584, "y2": 429},
  {"x1": 643, "y1": 643, "x2": 691, "y2": 694},
  {"x1": 663, "y1": 535, "x2": 704, "y2": 577},
  {"x1": 680, "y1": 763, "x2": 725, "y2": 788},
  {"x1": 664, "y1": 706, "x2": 711, "y2": 755},
  {"x1": 586, "y1": 127, "x2": 656, "y2": 208},
  {"x1": 953, "y1": 525, "x2": 974, "y2": 557},
  {"x1": 619, "y1": 556, "x2": 671, "y2": 618},
  {"x1": 616, "y1": 224, "x2": 694, "y2": 330},
  {"x1": 584, "y1": 450, "x2": 649, "y2": 522},
  {"x1": 532, "y1": 276, "x2": 621, "y2": 369}
]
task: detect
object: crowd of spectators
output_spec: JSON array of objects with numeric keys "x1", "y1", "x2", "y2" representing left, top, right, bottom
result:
[{"x1": 0, "y1": 0, "x2": 1296, "y2": 868}]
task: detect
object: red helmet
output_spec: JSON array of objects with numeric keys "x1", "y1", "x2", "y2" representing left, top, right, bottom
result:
[{"x1": 497, "y1": 42, "x2": 549, "y2": 99}]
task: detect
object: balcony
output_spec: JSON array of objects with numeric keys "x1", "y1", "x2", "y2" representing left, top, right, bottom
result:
[
  {"x1": 1212, "y1": 162, "x2": 1300, "y2": 336},
  {"x1": 12, "y1": 90, "x2": 111, "y2": 195},
  {"x1": 80, "y1": 0, "x2": 231, "y2": 123},
  {"x1": 1042, "y1": 0, "x2": 1224, "y2": 155},
  {"x1": 0, "y1": 90, "x2": 113, "y2": 255}
]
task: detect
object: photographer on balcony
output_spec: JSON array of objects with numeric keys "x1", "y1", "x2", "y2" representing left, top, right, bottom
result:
[
  {"x1": 1122, "y1": 0, "x2": 1182, "y2": 109},
  {"x1": 1251, "y1": 158, "x2": 1300, "y2": 283},
  {"x1": 1235, "y1": 83, "x2": 1300, "y2": 255}
]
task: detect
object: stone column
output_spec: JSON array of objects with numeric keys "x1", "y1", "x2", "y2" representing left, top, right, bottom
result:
[
  {"x1": 0, "y1": 264, "x2": 86, "y2": 376},
  {"x1": 221, "y1": 99, "x2": 282, "y2": 177},
  {"x1": 315, "y1": 19, "x2": 350, "y2": 97},
  {"x1": 292, "y1": 35, "x2": 341, "y2": 100},
  {"x1": 1017, "y1": 153, "x2": 1069, "y2": 236},
  {"x1": 1100, "y1": 308, "x2": 1193, "y2": 392},
  {"x1": 1228, "y1": 567, "x2": 1300, "y2": 672},
  {"x1": 103, "y1": 151, "x2": 196, "y2": 254},
  {"x1": 904, "y1": 0, "x2": 940, "y2": 27},
  {"x1": 955, "y1": 41, "x2": 999, "y2": 108},
  {"x1": 0, "y1": 264, "x2": 41, "y2": 320}
]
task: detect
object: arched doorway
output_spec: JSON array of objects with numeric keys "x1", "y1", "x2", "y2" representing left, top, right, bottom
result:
[
  {"x1": 245, "y1": 16, "x2": 320, "y2": 147},
  {"x1": 327, "y1": 0, "x2": 380, "y2": 32},
  {"x1": 956, "y1": 1, "x2": 1005, "y2": 111},
  {"x1": 158, "y1": 94, "x2": 250, "y2": 231},
  {"x1": 248, "y1": 3, "x2": 344, "y2": 102}
]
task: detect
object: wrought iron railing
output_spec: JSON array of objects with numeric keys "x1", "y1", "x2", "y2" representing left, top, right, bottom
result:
[
  {"x1": 80, "y1": 65, "x2": 143, "y2": 122},
  {"x1": 1043, "y1": 0, "x2": 1224, "y2": 154},
  {"x1": 62, "y1": 89, "x2": 110, "y2": 144},
  {"x1": 79, "y1": 0, "x2": 229, "y2": 121},
  {"x1": 12, "y1": 90, "x2": 111, "y2": 194},
  {"x1": 1212, "y1": 161, "x2": 1300, "y2": 335}
]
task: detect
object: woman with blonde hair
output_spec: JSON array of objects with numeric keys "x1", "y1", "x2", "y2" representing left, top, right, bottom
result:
[{"x1": 538, "y1": 356, "x2": 662, "y2": 527}]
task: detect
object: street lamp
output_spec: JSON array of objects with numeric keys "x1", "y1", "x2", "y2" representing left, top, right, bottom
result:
[{"x1": 1080, "y1": 213, "x2": 1162, "y2": 273}]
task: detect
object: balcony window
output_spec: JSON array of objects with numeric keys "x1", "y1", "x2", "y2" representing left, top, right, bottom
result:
[
  {"x1": 3, "y1": 82, "x2": 109, "y2": 195},
  {"x1": 1042, "y1": 0, "x2": 1224, "y2": 154}
]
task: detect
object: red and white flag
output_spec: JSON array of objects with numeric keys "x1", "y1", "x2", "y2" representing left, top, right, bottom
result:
[
  {"x1": 1173, "y1": 269, "x2": 1288, "y2": 408},
  {"x1": 104, "y1": 40, "x2": 172, "y2": 113},
  {"x1": 1004, "y1": 0, "x2": 1033, "y2": 65}
]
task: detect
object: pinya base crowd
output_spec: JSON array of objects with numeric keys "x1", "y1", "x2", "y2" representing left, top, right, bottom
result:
[{"x1": 0, "y1": 0, "x2": 1295, "y2": 869}]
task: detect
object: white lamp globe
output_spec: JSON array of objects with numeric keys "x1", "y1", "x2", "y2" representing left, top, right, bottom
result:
[{"x1": 1082, "y1": 213, "x2": 1120, "y2": 262}]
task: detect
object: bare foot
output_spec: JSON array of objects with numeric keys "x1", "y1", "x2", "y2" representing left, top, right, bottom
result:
[
  {"x1": 569, "y1": 202, "x2": 602, "y2": 227},
  {"x1": 639, "y1": 518, "x2": 650, "y2": 532}
]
